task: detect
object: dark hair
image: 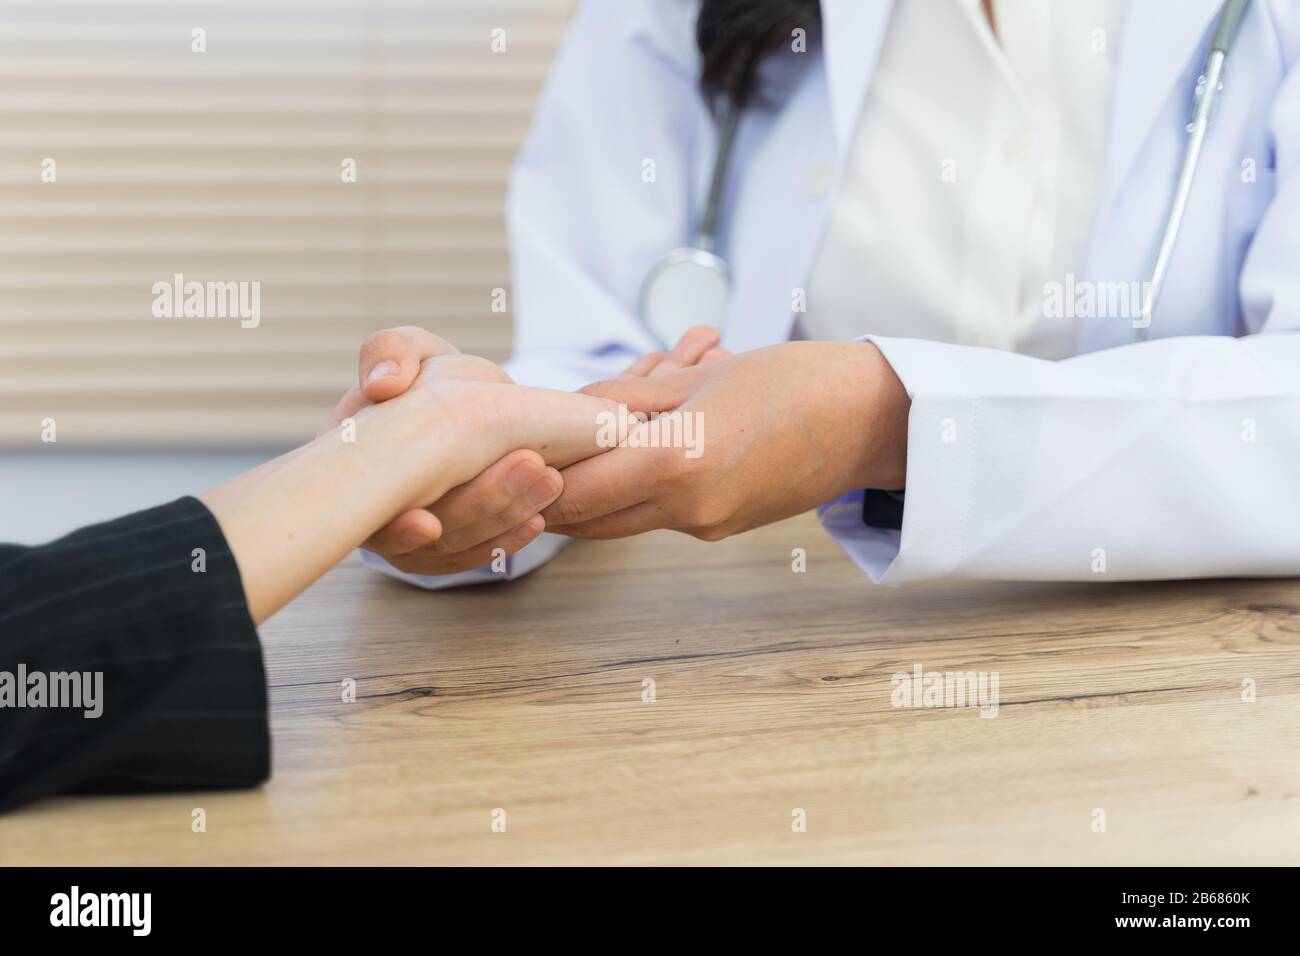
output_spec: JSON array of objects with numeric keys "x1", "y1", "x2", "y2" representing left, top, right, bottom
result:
[{"x1": 696, "y1": 0, "x2": 820, "y2": 108}]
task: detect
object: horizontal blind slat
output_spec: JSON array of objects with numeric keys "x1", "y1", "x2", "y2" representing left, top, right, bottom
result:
[{"x1": 1, "y1": 0, "x2": 575, "y2": 446}]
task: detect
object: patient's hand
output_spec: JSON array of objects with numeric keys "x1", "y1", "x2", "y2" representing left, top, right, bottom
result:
[
  {"x1": 334, "y1": 325, "x2": 727, "y2": 576},
  {"x1": 212, "y1": 329, "x2": 617, "y2": 623}
]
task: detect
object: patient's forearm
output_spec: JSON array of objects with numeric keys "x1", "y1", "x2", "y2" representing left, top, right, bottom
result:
[{"x1": 202, "y1": 391, "x2": 454, "y2": 624}]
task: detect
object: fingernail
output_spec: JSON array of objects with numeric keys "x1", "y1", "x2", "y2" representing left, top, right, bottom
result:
[
  {"x1": 505, "y1": 461, "x2": 540, "y2": 495},
  {"x1": 526, "y1": 475, "x2": 559, "y2": 506},
  {"x1": 366, "y1": 360, "x2": 399, "y2": 385}
]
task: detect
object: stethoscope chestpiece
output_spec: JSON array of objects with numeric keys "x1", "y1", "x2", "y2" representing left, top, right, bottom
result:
[{"x1": 638, "y1": 246, "x2": 731, "y2": 349}]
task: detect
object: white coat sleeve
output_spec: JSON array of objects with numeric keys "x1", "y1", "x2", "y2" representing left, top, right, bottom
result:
[
  {"x1": 365, "y1": 0, "x2": 707, "y2": 591},
  {"x1": 822, "y1": 64, "x2": 1300, "y2": 583}
]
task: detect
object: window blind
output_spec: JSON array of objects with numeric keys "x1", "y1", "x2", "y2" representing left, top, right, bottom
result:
[{"x1": 0, "y1": 0, "x2": 576, "y2": 446}]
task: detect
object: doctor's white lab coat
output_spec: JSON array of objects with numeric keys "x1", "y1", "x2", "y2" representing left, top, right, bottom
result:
[{"x1": 370, "y1": 0, "x2": 1300, "y2": 587}]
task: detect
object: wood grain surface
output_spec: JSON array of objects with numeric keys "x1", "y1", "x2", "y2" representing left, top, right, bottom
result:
[{"x1": 4, "y1": 513, "x2": 1298, "y2": 865}]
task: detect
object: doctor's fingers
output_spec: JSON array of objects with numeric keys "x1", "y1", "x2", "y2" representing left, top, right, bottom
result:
[
  {"x1": 383, "y1": 514, "x2": 547, "y2": 577},
  {"x1": 358, "y1": 325, "x2": 458, "y2": 403},
  {"x1": 620, "y1": 351, "x2": 666, "y2": 378},
  {"x1": 549, "y1": 501, "x2": 665, "y2": 540},
  {"x1": 362, "y1": 450, "x2": 551, "y2": 555},
  {"x1": 650, "y1": 325, "x2": 722, "y2": 377},
  {"x1": 362, "y1": 506, "x2": 445, "y2": 556},
  {"x1": 542, "y1": 442, "x2": 678, "y2": 528},
  {"x1": 579, "y1": 365, "x2": 705, "y2": 415},
  {"x1": 618, "y1": 336, "x2": 728, "y2": 380},
  {"x1": 427, "y1": 466, "x2": 561, "y2": 556}
]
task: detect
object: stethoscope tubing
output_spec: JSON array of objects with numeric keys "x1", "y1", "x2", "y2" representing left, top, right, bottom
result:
[{"x1": 643, "y1": 0, "x2": 1250, "y2": 347}]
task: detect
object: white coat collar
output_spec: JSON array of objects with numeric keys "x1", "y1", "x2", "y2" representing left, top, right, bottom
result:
[{"x1": 821, "y1": 0, "x2": 1229, "y2": 201}]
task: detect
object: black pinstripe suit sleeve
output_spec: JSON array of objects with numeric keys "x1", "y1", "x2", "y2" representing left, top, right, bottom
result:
[{"x1": 0, "y1": 496, "x2": 269, "y2": 813}]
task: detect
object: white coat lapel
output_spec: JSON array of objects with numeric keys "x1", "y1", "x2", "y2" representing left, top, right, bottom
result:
[
  {"x1": 724, "y1": 0, "x2": 895, "y2": 353},
  {"x1": 1100, "y1": 0, "x2": 1224, "y2": 212},
  {"x1": 820, "y1": 0, "x2": 896, "y2": 150}
]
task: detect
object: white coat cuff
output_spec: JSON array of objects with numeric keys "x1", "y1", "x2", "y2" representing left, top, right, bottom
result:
[
  {"x1": 359, "y1": 532, "x2": 571, "y2": 590},
  {"x1": 817, "y1": 491, "x2": 902, "y2": 582},
  {"x1": 817, "y1": 336, "x2": 983, "y2": 584}
]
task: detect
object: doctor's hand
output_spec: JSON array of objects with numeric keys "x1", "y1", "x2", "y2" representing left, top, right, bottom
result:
[
  {"x1": 618, "y1": 324, "x2": 730, "y2": 378},
  {"x1": 542, "y1": 341, "x2": 911, "y2": 541},
  {"x1": 330, "y1": 325, "x2": 724, "y2": 576}
]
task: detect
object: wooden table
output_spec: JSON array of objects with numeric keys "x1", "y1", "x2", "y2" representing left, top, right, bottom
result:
[{"x1": 4, "y1": 514, "x2": 1299, "y2": 865}]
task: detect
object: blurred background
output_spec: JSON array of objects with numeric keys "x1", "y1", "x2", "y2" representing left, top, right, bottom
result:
[{"x1": 1, "y1": 0, "x2": 577, "y2": 541}]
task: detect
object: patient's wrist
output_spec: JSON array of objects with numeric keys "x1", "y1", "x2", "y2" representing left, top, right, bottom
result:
[{"x1": 353, "y1": 388, "x2": 462, "y2": 512}]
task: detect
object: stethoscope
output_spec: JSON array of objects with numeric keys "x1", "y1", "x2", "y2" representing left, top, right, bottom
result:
[
  {"x1": 637, "y1": 100, "x2": 741, "y2": 349},
  {"x1": 638, "y1": 0, "x2": 1250, "y2": 349}
]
